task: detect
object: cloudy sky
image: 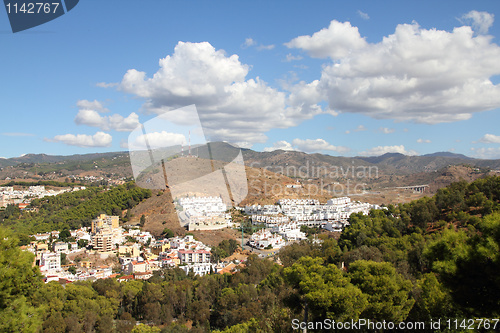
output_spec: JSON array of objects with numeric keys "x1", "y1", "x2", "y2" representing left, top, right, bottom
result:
[{"x1": 2, "y1": 1, "x2": 500, "y2": 158}]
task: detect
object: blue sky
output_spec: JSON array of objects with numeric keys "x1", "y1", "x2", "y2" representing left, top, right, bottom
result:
[{"x1": 1, "y1": 0, "x2": 500, "y2": 159}]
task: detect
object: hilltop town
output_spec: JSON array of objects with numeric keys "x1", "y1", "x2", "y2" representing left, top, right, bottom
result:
[{"x1": 24, "y1": 193, "x2": 381, "y2": 283}]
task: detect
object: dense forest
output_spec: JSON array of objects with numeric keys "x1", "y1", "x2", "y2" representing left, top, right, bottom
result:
[
  {"x1": 1, "y1": 176, "x2": 500, "y2": 332},
  {"x1": 0, "y1": 182, "x2": 151, "y2": 239}
]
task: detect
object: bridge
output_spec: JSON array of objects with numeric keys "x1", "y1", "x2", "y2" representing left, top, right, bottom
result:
[{"x1": 392, "y1": 185, "x2": 429, "y2": 193}]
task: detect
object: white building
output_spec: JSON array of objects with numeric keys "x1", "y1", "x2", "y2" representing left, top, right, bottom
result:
[
  {"x1": 245, "y1": 205, "x2": 282, "y2": 215},
  {"x1": 179, "y1": 263, "x2": 215, "y2": 276},
  {"x1": 327, "y1": 197, "x2": 351, "y2": 206},
  {"x1": 39, "y1": 252, "x2": 61, "y2": 272},
  {"x1": 179, "y1": 196, "x2": 230, "y2": 230},
  {"x1": 248, "y1": 229, "x2": 285, "y2": 249},
  {"x1": 178, "y1": 249, "x2": 211, "y2": 264}
]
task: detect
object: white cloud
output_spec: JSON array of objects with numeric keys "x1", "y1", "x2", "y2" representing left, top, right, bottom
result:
[
  {"x1": 76, "y1": 99, "x2": 109, "y2": 113},
  {"x1": 263, "y1": 140, "x2": 295, "y2": 152},
  {"x1": 242, "y1": 38, "x2": 274, "y2": 51},
  {"x1": 379, "y1": 127, "x2": 395, "y2": 134},
  {"x1": 471, "y1": 147, "x2": 500, "y2": 159},
  {"x1": 75, "y1": 109, "x2": 140, "y2": 132},
  {"x1": 291, "y1": 138, "x2": 350, "y2": 153},
  {"x1": 74, "y1": 100, "x2": 140, "y2": 132},
  {"x1": 96, "y1": 82, "x2": 118, "y2": 88},
  {"x1": 285, "y1": 20, "x2": 367, "y2": 59},
  {"x1": 47, "y1": 132, "x2": 112, "y2": 148},
  {"x1": 117, "y1": 41, "x2": 329, "y2": 145},
  {"x1": 461, "y1": 10, "x2": 494, "y2": 34},
  {"x1": 478, "y1": 133, "x2": 500, "y2": 144},
  {"x1": 128, "y1": 131, "x2": 186, "y2": 150},
  {"x1": 264, "y1": 138, "x2": 349, "y2": 154},
  {"x1": 288, "y1": 20, "x2": 500, "y2": 124},
  {"x1": 257, "y1": 44, "x2": 275, "y2": 51},
  {"x1": 242, "y1": 38, "x2": 257, "y2": 48},
  {"x1": 417, "y1": 138, "x2": 431, "y2": 143},
  {"x1": 358, "y1": 10, "x2": 369, "y2": 20},
  {"x1": 284, "y1": 53, "x2": 303, "y2": 62},
  {"x1": 359, "y1": 145, "x2": 418, "y2": 156}
]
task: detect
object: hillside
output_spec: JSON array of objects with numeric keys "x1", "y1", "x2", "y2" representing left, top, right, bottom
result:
[
  {"x1": 3, "y1": 144, "x2": 500, "y2": 198},
  {"x1": 128, "y1": 161, "x2": 310, "y2": 242}
]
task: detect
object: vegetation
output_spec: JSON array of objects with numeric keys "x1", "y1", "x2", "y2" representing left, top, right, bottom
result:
[
  {"x1": 0, "y1": 182, "x2": 151, "y2": 239},
  {"x1": 210, "y1": 239, "x2": 239, "y2": 262},
  {"x1": 2, "y1": 180, "x2": 89, "y2": 188},
  {"x1": 1, "y1": 176, "x2": 500, "y2": 331}
]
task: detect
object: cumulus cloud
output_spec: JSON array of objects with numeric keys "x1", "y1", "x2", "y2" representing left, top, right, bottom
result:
[
  {"x1": 47, "y1": 132, "x2": 112, "y2": 148},
  {"x1": 287, "y1": 20, "x2": 500, "y2": 124},
  {"x1": 264, "y1": 138, "x2": 349, "y2": 154},
  {"x1": 358, "y1": 10, "x2": 369, "y2": 20},
  {"x1": 359, "y1": 145, "x2": 418, "y2": 156},
  {"x1": 417, "y1": 138, "x2": 432, "y2": 143},
  {"x1": 285, "y1": 20, "x2": 367, "y2": 59},
  {"x1": 117, "y1": 41, "x2": 329, "y2": 145},
  {"x1": 75, "y1": 110, "x2": 140, "y2": 132},
  {"x1": 74, "y1": 100, "x2": 140, "y2": 132},
  {"x1": 128, "y1": 131, "x2": 186, "y2": 150},
  {"x1": 76, "y1": 99, "x2": 109, "y2": 113},
  {"x1": 263, "y1": 140, "x2": 296, "y2": 152},
  {"x1": 291, "y1": 138, "x2": 350, "y2": 153},
  {"x1": 461, "y1": 10, "x2": 494, "y2": 34},
  {"x1": 379, "y1": 127, "x2": 395, "y2": 134},
  {"x1": 477, "y1": 133, "x2": 500, "y2": 143},
  {"x1": 471, "y1": 147, "x2": 500, "y2": 159}
]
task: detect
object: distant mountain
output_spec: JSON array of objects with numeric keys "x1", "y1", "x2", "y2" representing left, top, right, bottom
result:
[
  {"x1": 423, "y1": 152, "x2": 472, "y2": 159},
  {"x1": 1, "y1": 151, "x2": 128, "y2": 165},
  {"x1": 356, "y1": 153, "x2": 407, "y2": 164},
  {"x1": 2, "y1": 146, "x2": 500, "y2": 178}
]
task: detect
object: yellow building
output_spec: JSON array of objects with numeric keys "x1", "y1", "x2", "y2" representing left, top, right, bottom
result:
[
  {"x1": 91, "y1": 214, "x2": 122, "y2": 252},
  {"x1": 91, "y1": 214, "x2": 119, "y2": 233},
  {"x1": 118, "y1": 243, "x2": 141, "y2": 257},
  {"x1": 92, "y1": 232, "x2": 113, "y2": 252},
  {"x1": 80, "y1": 261, "x2": 92, "y2": 268},
  {"x1": 151, "y1": 241, "x2": 171, "y2": 255}
]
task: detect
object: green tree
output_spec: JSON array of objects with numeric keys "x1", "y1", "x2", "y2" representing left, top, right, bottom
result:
[
  {"x1": 409, "y1": 273, "x2": 454, "y2": 321},
  {"x1": 0, "y1": 227, "x2": 43, "y2": 332},
  {"x1": 284, "y1": 256, "x2": 367, "y2": 321},
  {"x1": 348, "y1": 260, "x2": 414, "y2": 322},
  {"x1": 162, "y1": 228, "x2": 174, "y2": 239},
  {"x1": 77, "y1": 239, "x2": 88, "y2": 248},
  {"x1": 131, "y1": 323, "x2": 161, "y2": 333},
  {"x1": 140, "y1": 215, "x2": 146, "y2": 227}
]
